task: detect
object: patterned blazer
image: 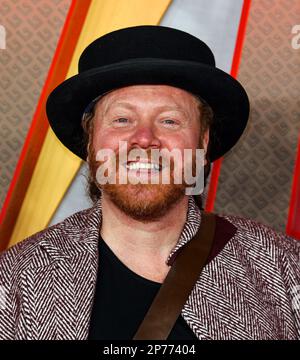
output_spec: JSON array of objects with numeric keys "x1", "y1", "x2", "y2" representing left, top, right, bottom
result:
[{"x1": 0, "y1": 197, "x2": 300, "y2": 339}]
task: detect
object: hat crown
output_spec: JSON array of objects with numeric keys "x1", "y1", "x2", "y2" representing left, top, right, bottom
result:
[{"x1": 79, "y1": 25, "x2": 215, "y2": 72}]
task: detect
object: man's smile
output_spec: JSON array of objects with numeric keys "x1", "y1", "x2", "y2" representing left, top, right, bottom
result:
[{"x1": 124, "y1": 160, "x2": 162, "y2": 172}]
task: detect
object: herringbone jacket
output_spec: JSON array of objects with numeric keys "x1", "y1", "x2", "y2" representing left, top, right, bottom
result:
[{"x1": 0, "y1": 197, "x2": 300, "y2": 339}]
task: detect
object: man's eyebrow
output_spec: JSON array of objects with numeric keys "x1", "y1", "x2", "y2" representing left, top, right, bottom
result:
[
  {"x1": 103, "y1": 101, "x2": 136, "y2": 115},
  {"x1": 103, "y1": 101, "x2": 188, "y2": 114}
]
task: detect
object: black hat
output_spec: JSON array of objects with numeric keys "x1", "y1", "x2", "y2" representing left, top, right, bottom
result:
[{"x1": 46, "y1": 25, "x2": 249, "y2": 162}]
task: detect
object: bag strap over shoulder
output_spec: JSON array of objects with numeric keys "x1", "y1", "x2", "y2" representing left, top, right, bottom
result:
[{"x1": 133, "y1": 211, "x2": 216, "y2": 340}]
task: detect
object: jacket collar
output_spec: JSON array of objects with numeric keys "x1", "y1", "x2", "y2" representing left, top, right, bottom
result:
[
  {"x1": 74, "y1": 195, "x2": 202, "y2": 264},
  {"x1": 41, "y1": 195, "x2": 237, "y2": 265}
]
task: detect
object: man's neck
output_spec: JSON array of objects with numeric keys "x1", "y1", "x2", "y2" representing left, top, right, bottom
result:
[{"x1": 99, "y1": 194, "x2": 189, "y2": 278}]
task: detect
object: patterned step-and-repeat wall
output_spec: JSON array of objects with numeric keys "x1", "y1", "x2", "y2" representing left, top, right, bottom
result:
[
  {"x1": 0, "y1": 0, "x2": 71, "y2": 206},
  {"x1": 215, "y1": 1, "x2": 300, "y2": 230}
]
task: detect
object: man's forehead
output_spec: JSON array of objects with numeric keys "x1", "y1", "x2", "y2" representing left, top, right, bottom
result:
[{"x1": 93, "y1": 84, "x2": 201, "y2": 113}]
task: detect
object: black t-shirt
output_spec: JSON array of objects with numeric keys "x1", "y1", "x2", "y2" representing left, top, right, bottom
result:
[{"x1": 88, "y1": 237, "x2": 198, "y2": 340}]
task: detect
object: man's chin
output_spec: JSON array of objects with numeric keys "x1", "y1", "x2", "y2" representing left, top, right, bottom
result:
[{"x1": 101, "y1": 183, "x2": 186, "y2": 221}]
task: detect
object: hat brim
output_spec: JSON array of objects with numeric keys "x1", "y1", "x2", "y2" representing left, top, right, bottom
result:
[{"x1": 46, "y1": 58, "x2": 249, "y2": 162}]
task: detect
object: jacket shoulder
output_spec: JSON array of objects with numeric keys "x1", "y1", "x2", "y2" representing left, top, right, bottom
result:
[
  {"x1": 219, "y1": 213, "x2": 300, "y2": 259},
  {"x1": 0, "y1": 204, "x2": 98, "y2": 271}
]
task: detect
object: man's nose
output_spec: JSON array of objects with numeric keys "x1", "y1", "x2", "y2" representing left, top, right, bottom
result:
[{"x1": 128, "y1": 126, "x2": 161, "y2": 149}]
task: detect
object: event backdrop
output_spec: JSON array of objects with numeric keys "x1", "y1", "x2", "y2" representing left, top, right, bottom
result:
[{"x1": 0, "y1": 0, "x2": 71, "y2": 208}]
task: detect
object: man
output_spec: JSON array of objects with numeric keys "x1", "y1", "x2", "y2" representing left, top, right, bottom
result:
[{"x1": 0, "y1": 25, "x2": 299, "y2": 340}]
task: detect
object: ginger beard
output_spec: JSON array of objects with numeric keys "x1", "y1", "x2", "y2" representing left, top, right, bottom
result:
[{"x1": 88, "y1": 147, "x2": 199, "y2": 222}]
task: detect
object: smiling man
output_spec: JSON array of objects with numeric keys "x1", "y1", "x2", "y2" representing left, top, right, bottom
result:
[
  {"x1": 0, "y1": 26, "x2": 299, "y2": 340},
  {"x1": 90, "y1": 85, "x2": 207, "y2": 220}
]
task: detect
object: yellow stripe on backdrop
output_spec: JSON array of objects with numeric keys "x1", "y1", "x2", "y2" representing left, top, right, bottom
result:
[{"x1": 9, "y1": 0, "x2": 172, "y2": 247}]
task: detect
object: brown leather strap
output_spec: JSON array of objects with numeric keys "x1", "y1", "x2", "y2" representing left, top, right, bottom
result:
[{"x1": 133, "y1": 211, "x2": 216, "y2": 340}]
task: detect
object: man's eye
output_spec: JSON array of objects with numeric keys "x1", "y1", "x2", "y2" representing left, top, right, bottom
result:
[
  {"x1": 113, "y1": 118, "x2": 129, "y2": 124},
  {"x1": 162, "y1": 119, "x2": 178, "y2": 125}
]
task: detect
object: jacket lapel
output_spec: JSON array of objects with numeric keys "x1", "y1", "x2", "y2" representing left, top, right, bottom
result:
[
  {"x1": 54, "y1": 241, "x2": 98, "y2": 340},
  {"x1": 24, "y1": 203, "x2": 101, "y2": 339}
]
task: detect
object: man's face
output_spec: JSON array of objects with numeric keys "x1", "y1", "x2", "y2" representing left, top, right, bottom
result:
[{"x1": 90, "y1": 84, "x2": 209, "y2": 221}]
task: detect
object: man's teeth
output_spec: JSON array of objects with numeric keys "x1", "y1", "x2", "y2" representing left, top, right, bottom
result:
[{"x1": 126, "y1": 162, "x2": 160, "y2": 170}]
